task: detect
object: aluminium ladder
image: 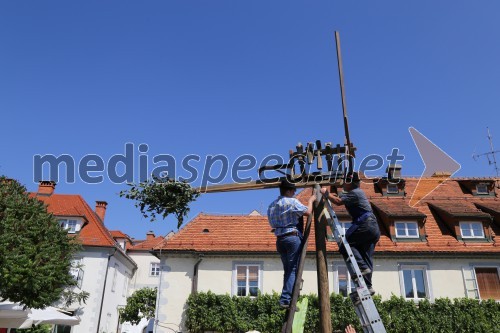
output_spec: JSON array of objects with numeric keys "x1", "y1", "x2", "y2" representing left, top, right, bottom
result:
[
  {"x1": 322, "y1": 192, "x2": 387, "y2": 333},
  {"x1": 282, "y1": 190, "x2": 387, "y2": 333}
]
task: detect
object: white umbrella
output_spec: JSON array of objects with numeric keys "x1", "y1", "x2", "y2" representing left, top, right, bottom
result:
[
  {"x1": 0, "y1": 302, "x2": 30, "y2": 328},
  {"x1": 19, "y1": 306, "x2": 80, "y2": 328},
  {"x1": 0, "y1": 302, "x2": 30, "y2": 318}
]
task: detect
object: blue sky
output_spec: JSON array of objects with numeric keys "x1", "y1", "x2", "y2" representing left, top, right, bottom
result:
[{"x1": 1, "y1": 0, "x2": 499, "y2": 239}]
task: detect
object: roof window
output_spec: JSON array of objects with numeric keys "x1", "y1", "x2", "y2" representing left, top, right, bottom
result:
[
  {"x1": 476, "y1": 183, "x2": 489, "y2": 195},
  {"x1": 395, "y1": 221, "x2": 419, "y2": 238},
  {"x1": 387, "y1": 184, "x2": 399, "y2": 194},
  {"x1": 58, "y1": 218, "x2": 83, "y2": 234},
  {"x1": 459, "y1": 221, "x2": 485, "y2": 239}
]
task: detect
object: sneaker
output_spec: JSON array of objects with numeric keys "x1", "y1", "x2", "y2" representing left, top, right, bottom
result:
[
  {"x1": 368, "y1": 287, "x2": 376, "y2": 296},
  {"x1": 352, "y1": 268, "x2": 372, "y2": 282},
  {"x1": 279, "y1": 302, "x2": 290, "y2": 309}
]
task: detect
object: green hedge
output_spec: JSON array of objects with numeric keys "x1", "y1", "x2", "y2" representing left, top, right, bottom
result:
[{"x1": 185, "y1": 292, "x2": 500, "y2": 333}]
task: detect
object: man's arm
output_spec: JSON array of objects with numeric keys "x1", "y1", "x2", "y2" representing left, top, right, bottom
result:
[
  {"x1": 302, "y1": 194, "x2": 317, "y2": 216},
  {"x1": 320, "y1": 188, "x2": 344, "y2": 206}
]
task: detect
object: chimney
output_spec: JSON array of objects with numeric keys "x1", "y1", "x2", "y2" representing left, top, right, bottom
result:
[
  {"x1": 38, "y1": 181, "x2": 56, "y2": 196},
  {"x1": 386, "y1": 164, "x2": 402, "y2": 180},
  {"x1": 95, "y1": 201, "x2": 108, "y2": 222},
  {"x1": 146, "y1": 230, "x2": 155, "y2": 240}
]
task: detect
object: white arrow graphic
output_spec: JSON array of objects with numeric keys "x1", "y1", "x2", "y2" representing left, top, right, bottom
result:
[{"x1": 409, "y1": 127, "x2": 461, "y2": 207}]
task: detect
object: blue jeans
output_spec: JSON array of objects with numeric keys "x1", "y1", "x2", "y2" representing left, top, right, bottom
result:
[
  {"x1": 340, "y1": 217, "x2": 380, "y2": 288},
  {"x1": 276, "y1": 234, "x2": 302, "y2": 305}
]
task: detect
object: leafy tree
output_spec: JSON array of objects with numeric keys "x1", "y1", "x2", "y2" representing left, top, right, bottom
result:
[
  {"x1": 20, "y1": 324, "x2": 52, "y2": 333},
  {"x1": 0, "y1": 176, "x2": 89, "y2": 308},
  {"x1": 120, "y1": 177, "x2": 199, "y2": 228},
  {"x1": 119, "y1": 287, "x2": 157, "y2": 325}
]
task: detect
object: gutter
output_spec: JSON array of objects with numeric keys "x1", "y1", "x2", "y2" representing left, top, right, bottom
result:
[
  {"x1": 191, "y1": 254, "x2": 204, "y2": 294},
  {"x1": 153, "y1": 248, "x2": 162, "y2": 333},
  {"x1": 96, "y1": 247, "x2": 117, "y2": 333}
]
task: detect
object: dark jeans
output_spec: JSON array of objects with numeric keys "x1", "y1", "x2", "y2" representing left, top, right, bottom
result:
[
  {"x1": 340, "y1": 217, "x2": 380, "y2": 288},
  {"x1": 276, "y1": 234, "x2": 302, "y2": 305}
]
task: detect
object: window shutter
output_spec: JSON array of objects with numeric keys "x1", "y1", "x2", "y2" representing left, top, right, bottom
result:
[
  {"x1": 475, "y1": 267, "x2": 500, "y2": 300},
  {"x1": 75, "y1": 222, "x2": 81, "y2": 232}
]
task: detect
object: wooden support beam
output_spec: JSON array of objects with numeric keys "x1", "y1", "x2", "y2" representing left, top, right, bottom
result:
[
  {"x1": 282, "y1": 212, "x2": 314, "y2": 333},
  {"x1": 197, "y1": 176, "x2": 344, "y2": 194},
  {"x1": 313, "y1": 184, "x2": 332, "y2": 333}
]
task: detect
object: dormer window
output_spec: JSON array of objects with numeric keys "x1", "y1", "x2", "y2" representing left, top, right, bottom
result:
[
  {"x1": 476, "y1": 184, "x2": 489, "y2": 195},
  {"x1": 117, "y1": 239, "x2": 126, "y2": 250},
  {"x1": 58, "y1": 218, "x2": 83, "y2": 234},
  {"x1": 387, "y1": 184, "x2": 399, "y2": 194},
  {"x1": 395, "y1": 222, "x2": 419, "y2": 238},
  {"x1": 375, "y1": 177, "x2": 405, "y2": 196},
  {"x1": 459, "y1": 221, "x2": 485, "y2": 239},
  {"x1": 458, "y1": 180, "x2": 494, "y2": 196}
]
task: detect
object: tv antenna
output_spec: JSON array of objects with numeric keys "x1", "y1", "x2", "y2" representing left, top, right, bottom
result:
[{"x1": 472, "y1": 127, "x2": 500, "y2": 177}]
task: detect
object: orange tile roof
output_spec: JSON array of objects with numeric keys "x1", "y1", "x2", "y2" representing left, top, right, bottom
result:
[
  {"x1": 110, "y1": 230, "x2": 130, "y2": 239},
  {"x1": 129, "y1": 236, "x2": 165, "y2": 251},
  {"x1": 475, "y1": 201, "x2": 500, "y2": 227},
  {"x1": 428, "y1": 201, "x2": 491, "y2": 219},
  {"x1": 31, "y1": 193, "x2": 116, "y2": 247},
  {"x1": 156, "y1": 178, "x2": 500, "y2": 255},
  {"x1": 371, "y1": 198, "x2": 427, "y2": 218}
]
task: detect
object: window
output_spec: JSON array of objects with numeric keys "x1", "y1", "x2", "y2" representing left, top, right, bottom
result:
[
  {"x1": 334, "y1": 265, "x2": 355, "y2": 297},
  {"x1": 340, "y1": 222, "x2": 352, "y2": 234},
  {"x1": 395, "y1": 222, "x2": 419, "y2": 238},
  {"x1": 122, "y1": 272, "x2": 130, "y2": 297},
  {"x1": 58, "y1": 219, "x2": 81, "y2": 233},
  {"x1": 117, "y1": 239, "x2": 126, "y2": 250},
  {"x1": 399, "y1": 265, "x2": 429, "y2": 300},
  {"x1": 476, "y1": 184, "x2": 489, "y2": 195},
  {"x1": 150, "y1": 262, "x2": 160, "y2": 276},
  {"x1": 460, "y1": 221, "x2": 484, "y2": 239},
  {"x1": 387, "y1": 184, "x2": 399, "y2": 194},
  {"x1": 475, "y1": 267, "x2": 500, "y2": 300},
  {"x1": 111, "y1": 263, "x2": 119, "y2": 292},
  {"x1": 70, "y1": 259, "x2": 84, "y2": 288},
  {"x1": 233, "y1": 264, "x2": 261, "y2": 297},
  {"x1": 53, "y1": 325, "x2": 72, "y2": 333},
  {"x1": 330, "y1": 222, "x2": 351, "y2": 239}
]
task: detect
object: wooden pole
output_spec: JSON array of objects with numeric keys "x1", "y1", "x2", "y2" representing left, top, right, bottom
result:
[
  {"x1": 313, "y1": 184, "x2": 332, "y2": 333},
  {"x1": 282, "y1": 210, "x2": 314, "y2": 333},
  {"x1": 335, "y1": 31, "x2": 354, "y2": 173}
]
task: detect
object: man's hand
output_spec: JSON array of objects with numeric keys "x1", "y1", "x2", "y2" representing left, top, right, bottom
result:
[
  {"x1": 309, "y1": 194, "x2": 317, "y2": 203},
  {"x1": 320, "y1": 187, "x2": 337, "y2": 196},
  {"x1": 345, "y1": 325, "x2": 356, "y2": 333}
]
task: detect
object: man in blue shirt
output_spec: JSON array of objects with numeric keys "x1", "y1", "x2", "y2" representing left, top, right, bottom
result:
[
  {"x1": 268, "y1": 179, "x2": 316, "y2": 308},
  {"x1": 321, "y1": 172, "x2": 380, "y2": 295}
]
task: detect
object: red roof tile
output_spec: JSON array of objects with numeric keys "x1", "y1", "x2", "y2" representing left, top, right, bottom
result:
[
  {"x1": 110, "y1": 230, "x2": 129, "y2": 239},
  {"x1": 371, "y1": 198, "x2": 426, "y2": 218},
  {"x1": 428, "y1": 201, "x2": 491, "y2": 219},
  {"x1": 129, "y1": 236, "x2": 164, "y2": 251}
]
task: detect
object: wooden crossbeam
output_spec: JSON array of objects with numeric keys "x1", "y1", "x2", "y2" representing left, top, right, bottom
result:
[{"x1": 197, "y1": 175, "x2": 344, "y2": 193}]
